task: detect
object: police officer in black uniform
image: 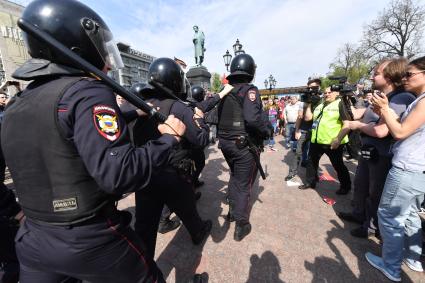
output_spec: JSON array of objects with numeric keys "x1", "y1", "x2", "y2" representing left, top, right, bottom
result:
[
  {"x1": 189, "y1": 86, "x2": 208, "y2": 188},
  {"x1": 217, "y1": 54, "x2": 270, "y2": 241},
  {"x1": 189, "y1": 85, "x2": 233, "y2": 187},
  {"x1": 131, "y1": 58, "x2": 213, "y2": 259},
  {"x1": 1, "y1": 1, "x2": 187, "y2": 282}
]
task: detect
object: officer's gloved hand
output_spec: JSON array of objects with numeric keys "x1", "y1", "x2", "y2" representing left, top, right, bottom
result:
[{"x1": 218, "y1": 84, "x2": 234, "y2": 98}]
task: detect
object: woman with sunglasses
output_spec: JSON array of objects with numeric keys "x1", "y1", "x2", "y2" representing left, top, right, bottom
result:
[{"x1": 365, "y1": 56, "x2": 425, "y2": 281}]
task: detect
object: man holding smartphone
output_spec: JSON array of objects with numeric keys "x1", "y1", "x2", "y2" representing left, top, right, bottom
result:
[{"x1": 337, "y1": 58, "x2": 416, "y2": 239}]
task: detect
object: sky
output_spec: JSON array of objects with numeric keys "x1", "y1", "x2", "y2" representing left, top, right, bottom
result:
[{"x1": 12, "y1": 0, "x2": 411, "y2": 87}]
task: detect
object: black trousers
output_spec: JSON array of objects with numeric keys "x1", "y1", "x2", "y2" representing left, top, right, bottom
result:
[
  {"x1": 0, "y1": 141, "x2": 7, "y2": 188},
  {"x1": 352, "y1": 155, "x2": 391, "y2": 231},
  {"x1": 219, "y1": 138, "x2": 258, "y2": 223},
  {"x1": 305, "y1": 143, "x2": 351, "y2": 190},
  {"x1": 16, "y1": 213, "x2": 164, "y2": 283},
  {"x1": 192, "y1": 148, "x2": 206, "y2": 182},
  {"x1": 135, "y1": 168, "x2": 204, "y2": 259},
  {"x1": 0, "y1": 219, "x2": 19, "y2": 283}
]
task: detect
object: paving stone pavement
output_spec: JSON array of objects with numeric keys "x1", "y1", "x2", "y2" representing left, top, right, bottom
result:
[
  {"x1": 117, "y1": 135, "x2": 424, "y2": 283},
  {"x1": 4, "y1": 136, "x2": 423, "y2": 282}
]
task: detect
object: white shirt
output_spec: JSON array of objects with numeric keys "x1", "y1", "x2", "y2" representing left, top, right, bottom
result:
[{"x1": 285, "y1": 102, "x2": 301, "y2": 123}]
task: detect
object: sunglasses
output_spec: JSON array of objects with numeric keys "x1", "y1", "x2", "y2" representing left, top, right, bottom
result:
[{"x1": 404, "y1": 70, "x2": 425, "y2": 78}]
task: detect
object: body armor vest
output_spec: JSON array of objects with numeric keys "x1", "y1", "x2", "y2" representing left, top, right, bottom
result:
[
  {"x1": 132, "y1": 98, "x2": 192, "y2": 173},
  {"x1": 1, "y1": 77, "x2": 112, "y2": 225},
  {"x1": 217, "y1": 84, "x2": 253, "y2": 138}
]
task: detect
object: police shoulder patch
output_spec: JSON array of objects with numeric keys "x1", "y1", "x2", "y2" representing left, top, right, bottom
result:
[
  {"x1": 93, "y1": 105, "x2": 121, "y2": 141},
  {"x1": 248, "y1": 89, "x2": 257, "y2": 102}
]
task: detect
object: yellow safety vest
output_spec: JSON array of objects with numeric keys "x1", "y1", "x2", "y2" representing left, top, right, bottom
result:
[{"x1": 310, "y1": 99, "x2": 349, "y2": 145}]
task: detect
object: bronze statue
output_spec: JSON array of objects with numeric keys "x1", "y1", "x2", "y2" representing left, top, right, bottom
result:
[{"x1": 193, "y1": 25, "x2": 205, "y2": 66}]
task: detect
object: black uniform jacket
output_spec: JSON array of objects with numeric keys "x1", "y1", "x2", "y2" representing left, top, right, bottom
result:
[{"x1": 12, "y1": 59, "x2": 178, "y2": 195}]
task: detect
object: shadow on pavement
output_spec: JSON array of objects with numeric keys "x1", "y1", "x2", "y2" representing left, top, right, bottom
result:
[
  {"x1": 246, "y1": 251, "x2": 285, "y2": 283},
  {"x1": 150, "y1": 154, "x2": 230, "y2": 282},
  {"x1": 198, "y1": 155, "x2": 231, "y2": 244},
  {"x1": 304, "y1": 219, "x2": 416, "y2": 283},
  {"x1": 155, "y1": 226, "x2": 208, "y2": 283},
  {"x1": 153, "y1": 143, "x2": 267, "y2": 281}
]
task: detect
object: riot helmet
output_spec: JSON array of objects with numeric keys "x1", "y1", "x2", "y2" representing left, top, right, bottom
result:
[
  {"x1": 148, "y1": 57, "x2": 186, "y2": 99},
  {"x1": 130, "y1": 82, "x2": 155, "y2": 99},
  {"x1": 21, "y1": 0, "x2": 123, "y2": 70},
  {"x1": 191, "y1": 86, "x2": 205, "y2": 102},
  {"x1": 227, "y1": 54, "x2": 256, "y2": 83}
]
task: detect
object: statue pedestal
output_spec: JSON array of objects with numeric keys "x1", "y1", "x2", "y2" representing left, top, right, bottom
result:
[{"x1": 186, "y1": 65, "x2": 211, "y2": 90}]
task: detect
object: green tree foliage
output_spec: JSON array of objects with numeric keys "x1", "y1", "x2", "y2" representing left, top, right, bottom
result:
[
  {"x1": 327, "y1": 0, "x2": 425, "y2": 87},
  {"x1": 328, "y1": 43, "x2": 371, "y2": 85},
  {"x1": 210, "y1": 72, "x2": 223, "y2": 93}
]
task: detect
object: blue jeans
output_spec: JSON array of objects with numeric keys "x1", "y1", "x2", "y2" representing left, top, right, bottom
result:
[
  {"x1": 267, "y1": 122, "x2": 277, "y2": 147},
  {"x1": 285, "y1": 123, "x2": 296, "y2": 151},
  {"x1": 378, "y1": 166, "x2": 425, "y2": 277}
]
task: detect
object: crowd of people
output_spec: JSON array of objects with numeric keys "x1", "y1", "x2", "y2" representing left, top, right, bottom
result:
[
  {"x1": 278, "y1": 58, "x2": 425, "y2": 282},
  {"x1": 0, "y1": 1, "x2": 424, "y2": 283},
  {"x1": 261, "y1": 95, "x2": 305, "y2": 152}
]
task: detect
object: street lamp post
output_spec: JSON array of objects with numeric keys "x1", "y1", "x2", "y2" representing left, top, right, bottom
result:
[
  {"x1": 264, "y1": 74, "x2": 276, "y2": 96},
  {"x1": 233, "y1": 38, "x2": 245, "y2": 56},
  {"x1": 223, "y1": 39, "x2": 247, "y2": 72},
  {"x1": 223, "y1": 50, "x2": 232, "y2": 71}
]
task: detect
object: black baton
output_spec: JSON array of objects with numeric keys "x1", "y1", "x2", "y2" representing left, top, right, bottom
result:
[{"x1": 247, "y1": 142, "x2": 266, "y2": 180}]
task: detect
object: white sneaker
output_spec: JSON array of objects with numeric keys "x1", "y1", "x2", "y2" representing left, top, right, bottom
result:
[{"x1": 403, "y1": 258, "x2": 424, "y2": 272}]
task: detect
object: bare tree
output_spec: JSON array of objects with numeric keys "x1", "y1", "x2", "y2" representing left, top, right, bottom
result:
[
  {"x1": 330, "y1": 43, "x2": 358, "y2": 75},
  {"x1": 329, "y1": 43, "x2": 370, "y2": 83},
  {"x1": 362, "y1": 0, "x2": 425, "y2": 59}
]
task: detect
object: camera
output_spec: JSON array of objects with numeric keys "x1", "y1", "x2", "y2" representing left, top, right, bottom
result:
[
  {"x1": 328, "y1": 76, "x2": 356, "y2": 95},
  {"x1": 300, "y1": 86, "x2": 321, "y2": 105}
]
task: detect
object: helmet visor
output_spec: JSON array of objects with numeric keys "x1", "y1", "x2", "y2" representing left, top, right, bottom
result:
[
  {"x1": 82, "y1": 18, "x2": 124, "y2": 70},
  {"x1": 104, "y1": 38, "x2": 124, "y2": 70}
]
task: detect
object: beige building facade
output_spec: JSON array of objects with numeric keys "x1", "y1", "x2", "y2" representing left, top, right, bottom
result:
[{"x1": 0, "y1": 0, "x2": 27, "y2": 94}]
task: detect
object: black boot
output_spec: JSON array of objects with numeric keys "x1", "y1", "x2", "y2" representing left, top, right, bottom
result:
[
  {"x1": 350, "y1": 226, "x2": 368, "y2": 238},
  {"x1": 226, "y1": 212, "x2": 235, "y2": 222},
  {"x1": 234, "y1": 221, "x2": 251, "y2": 241},
  {"x1": 189, "y1": 272, "x2": 209, "y2": 283},
  {"x1": 336, "y1": 212, "x2": 363, "y2": 224},
  {"x1": 192, "y1": 220, "x2": 212, "y2": 245},
  {"x1": 158, "y1": 218, "x2": 181, "y2": 234},
  {"x1": 194, "y1": 180, "x2": 205, "y2": 188},
  {"x1": 226, "y1": 200, "x2": 235, "y2": 222},
  {"x1": 298, "y1": 183, "x2": 315, "y2": 190},
  {"x1": 194, "y1": 191, "x2": 202, "y2": 201},
  {"x1": 285, "y1": 173, "x2": 296, "y2": 181}
]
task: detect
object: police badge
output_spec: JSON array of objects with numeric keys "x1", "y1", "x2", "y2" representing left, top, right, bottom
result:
[{"x1": 93, "y1": 105, "x2": 121, "y2": 141}]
